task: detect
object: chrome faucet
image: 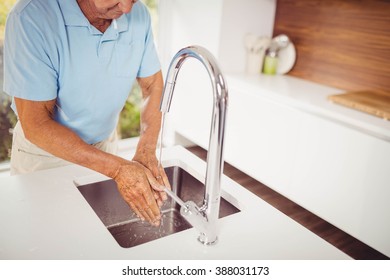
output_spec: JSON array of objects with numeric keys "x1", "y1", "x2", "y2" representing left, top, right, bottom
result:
[{"x1": 160, "y1": 46, "x2": 228, "y2": 245}]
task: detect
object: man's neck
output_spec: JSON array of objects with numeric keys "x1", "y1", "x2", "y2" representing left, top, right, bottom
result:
[{"x1": 77, "y1": 0, "x2": 111, "y2": 33}]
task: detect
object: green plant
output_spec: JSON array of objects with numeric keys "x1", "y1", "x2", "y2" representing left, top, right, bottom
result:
[
  {"x1": 0, "y1": 94, "x2": 17, "y2": 162},
  {"x1": 118, "y1": 99, "x2": 141, "y2": 139},
  {"x1": 0, "y1": 0, "x2": 17, "y2": 39},
  {"x1": 117, "y1": 81, "x2": 142, "y2": 139},
  {"x1": 0, "y1": 0, "x2": 16, "y2": 25}
]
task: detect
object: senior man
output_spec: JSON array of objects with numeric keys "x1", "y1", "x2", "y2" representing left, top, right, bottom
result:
[{"x1": 3, "y1": 0, "x2": 169, "y2": 226}]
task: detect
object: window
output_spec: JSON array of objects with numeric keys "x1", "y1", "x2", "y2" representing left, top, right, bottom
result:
[
  {"x1": 0, "y1": 0, "x2": 17, "y2": 164},
  {"x1": 0, "y1": 0, "x2": 159, "y2": 164},
  {"x1": 118, "y1": 0, "x2": 159, "y2": 139}
]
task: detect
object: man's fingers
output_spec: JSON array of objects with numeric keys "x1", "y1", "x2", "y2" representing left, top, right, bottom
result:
[
  {"x1": 158, "y1": 165, "x2": 171, "y2": 190},
  {"x1": 120, "y1": 189, "x2": 149, "y2": 222},
  {"x1": 118, "y1": 184, "x2": 160, "y2": 225},
  {"x1": 144, "y1": 168, "x2": 165, "y2": 192},
  {"x1": 154, "y1": 190, "x2": 163, "y2": 207},
  {"x1": 132, "y1": 159, "x2": 171, "y2": 203},
  {"x1": 161, "y1": 173, "x2": 171, "y2": 193},
  {"x1": 146, "y1": 165, "x2": 171, "y2": 202},
  {"x1": 143, "y1": 188, "x2": 161, "y2": 219},
  {"x1": 128, "y1": 201, "x2": 145, "y2": 222}
]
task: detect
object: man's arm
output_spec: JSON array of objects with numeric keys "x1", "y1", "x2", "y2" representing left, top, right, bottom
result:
[
  {"x1": 133, "y1": 70, "x2": 170, "y2": 201},
  {"x1": 14, "y1": 97, "x2": 162, "y2": 225},
  {"x1": 135, "y1": 70, "x2": 163, "y2": 153},
  {"x1": 15, "y1": 98, "x2": 121, "y2": 177}
]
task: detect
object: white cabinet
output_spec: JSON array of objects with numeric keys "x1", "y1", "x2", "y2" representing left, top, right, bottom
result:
[
  {"x1": 163, "y1": 72, "x2": 390, "y2": 257},
  {"x1": 157, "y1": 0, "x2": 390, "y2": 257}
]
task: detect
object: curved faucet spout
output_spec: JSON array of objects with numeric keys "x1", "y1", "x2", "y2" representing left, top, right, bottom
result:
[{"x1": 160, "y1": 46, "x2": 228, "y2": 245}]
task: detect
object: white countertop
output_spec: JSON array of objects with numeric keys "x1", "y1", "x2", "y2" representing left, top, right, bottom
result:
[
  {"x1": 227, "y1": 73, "x2": 390, "y2": 142},
  {"x1": 0, "y1": 146, "x2": 350, "y2": 259}
]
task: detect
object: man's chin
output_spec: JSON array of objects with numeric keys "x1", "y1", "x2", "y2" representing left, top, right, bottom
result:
[
  {"x1": 112, "y1": 13, "x2": 123, "y2": 19},
  {"x1": 109, "y1": 13, "x2": 122, "y2": 20}
]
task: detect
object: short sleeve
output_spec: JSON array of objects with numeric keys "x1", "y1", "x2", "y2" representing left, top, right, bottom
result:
[
  {"x1": 3, "y1": 10, "x2": 58, "y2": 101},
  {"x1": 136, "y1": 5, "x2": 161, "y2": 78}
]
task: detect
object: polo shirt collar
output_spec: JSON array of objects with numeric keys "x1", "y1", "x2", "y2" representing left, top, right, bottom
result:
[
  {"x1": 114, "y1": 14, "x2": 128, "y2": 33},
  {"x1": 100, "y1": 14, "x2": 128, "y2": 41},
  {"x1": 58, "y1": 0, "x2": 129, "y2": 35}
]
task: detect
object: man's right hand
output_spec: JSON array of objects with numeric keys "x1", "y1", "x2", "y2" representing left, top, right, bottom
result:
[{"x1": 113, "y1": 161, "x2": 162, "y2": 226}]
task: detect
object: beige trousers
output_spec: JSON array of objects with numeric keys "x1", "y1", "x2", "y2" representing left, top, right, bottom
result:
[{"x1": 10, "y1": 122, "x2": 118, "y2": 175}]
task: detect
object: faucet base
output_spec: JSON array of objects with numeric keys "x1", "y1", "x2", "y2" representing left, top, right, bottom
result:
[{"x1": 198, "y1": 233, "x2": 218, "y2": 246}]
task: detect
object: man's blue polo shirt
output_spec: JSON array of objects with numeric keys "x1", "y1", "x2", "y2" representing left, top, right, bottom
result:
[{"x1": 3, "y1": 0, "x2": 161, "y2": 144}]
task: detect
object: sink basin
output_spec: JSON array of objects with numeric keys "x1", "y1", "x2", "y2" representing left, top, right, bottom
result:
[{"x1": 77, "y1": 166, "x2": 240, "y2": 248}]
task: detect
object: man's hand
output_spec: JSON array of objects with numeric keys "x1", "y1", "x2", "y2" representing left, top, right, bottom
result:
[
  {"x1": 113, "y1": 161, "x2": 162, "y2": 226},
  {"x1": 133, "y1": 148, "x2": 171, "y2": 207}
]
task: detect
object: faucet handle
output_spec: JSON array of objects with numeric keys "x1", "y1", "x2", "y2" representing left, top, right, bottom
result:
[{"x1": 180, "y1": 201, "x2": 208, "y2": 234}]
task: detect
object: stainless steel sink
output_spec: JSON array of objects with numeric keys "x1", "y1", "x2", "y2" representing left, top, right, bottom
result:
[{"x1": 77, "y1": 166, "x2": 240, "y2": 248}]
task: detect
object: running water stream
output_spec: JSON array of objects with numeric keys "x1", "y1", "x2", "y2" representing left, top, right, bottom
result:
[{"x1": 157, "y1": 112, "x2": 165, "y2": 172}]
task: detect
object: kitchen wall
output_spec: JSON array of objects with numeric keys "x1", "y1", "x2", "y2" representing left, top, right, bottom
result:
[
  {"x1": 158, "y1": 0, "x2": 276, "y2": 74},
  {"x1": 157, "y1": 0, "x2": 276, "y2": 146},
  {"x1": 273, "y1": 0, "x2": 390, "y2": 94}
]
